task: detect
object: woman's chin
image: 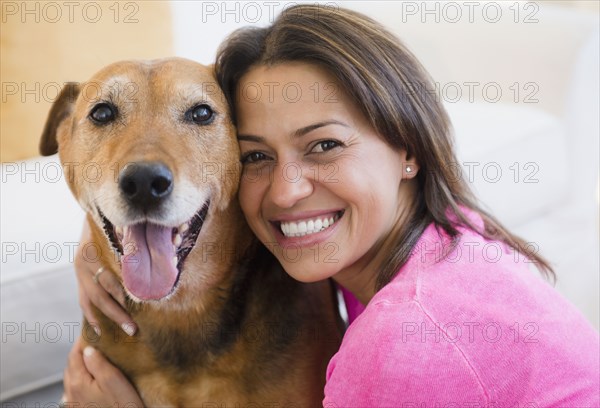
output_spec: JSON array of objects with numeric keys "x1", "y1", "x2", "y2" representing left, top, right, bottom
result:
[{"x1": 276, "y1": 257, "x2": 340, "y2": 283}]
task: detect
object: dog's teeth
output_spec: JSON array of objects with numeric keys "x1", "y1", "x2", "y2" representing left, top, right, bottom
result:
[
  {"x1": 173, "y1": 233, "x2": 182, "y2": 246},
  {"x1": 124, "y1": 245, "x2": 134, "y2": 256},
  {"x1": 115, "y1": 226, "x2": 123, "y2": 236},
  {"x1": 179, "y1": 223, "x2": 189, "y2": 233},
  {"x1": 172, "y1": 256, "x2": 178, "y2": 267}
]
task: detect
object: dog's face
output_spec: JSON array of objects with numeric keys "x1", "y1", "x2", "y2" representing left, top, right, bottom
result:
[{"x1": 40, "y1": 58, "x2": 240, "y2": 303}]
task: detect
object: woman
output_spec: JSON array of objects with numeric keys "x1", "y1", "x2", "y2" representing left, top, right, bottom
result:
[{"x1": 63, "y1": 5, "x2": 600, "y2": 405}]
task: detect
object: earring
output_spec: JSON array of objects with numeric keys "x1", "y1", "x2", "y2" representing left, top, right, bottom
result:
[{"x1": 406, "y1": 166, "x2": 412, "y2": 173}]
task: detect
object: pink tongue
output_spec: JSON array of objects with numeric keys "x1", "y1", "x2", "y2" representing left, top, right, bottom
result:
[{"x1": 121, "y1": 223, "x2": 178, "y2": 300}]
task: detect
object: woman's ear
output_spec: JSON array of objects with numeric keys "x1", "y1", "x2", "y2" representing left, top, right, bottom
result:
[{"x1": 399, "y1": 150, "x2": 419, "y2": 179}]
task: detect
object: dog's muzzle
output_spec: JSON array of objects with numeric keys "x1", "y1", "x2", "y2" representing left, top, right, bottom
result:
[{"x1": 97, "y1": 161, "x2": 210, "y2": 302}]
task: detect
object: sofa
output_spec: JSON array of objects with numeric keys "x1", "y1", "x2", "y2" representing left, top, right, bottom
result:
[{"x1": 2, "y1": 0, "x2": 598, "y2": 403}]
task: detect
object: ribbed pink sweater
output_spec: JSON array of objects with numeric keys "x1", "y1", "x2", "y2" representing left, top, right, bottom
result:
[{"x1": 324, "y1": 209, "x2": 599, "y2": 407}]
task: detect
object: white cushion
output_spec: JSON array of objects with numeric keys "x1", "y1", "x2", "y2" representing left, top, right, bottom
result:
[
  {"x1": 1, "y1": 155, "x2": 85, "y2": 280},
  {"x1": 1, "y1": 155, "x2": 84, "y2": 399},
  {"x1": 446, "y1": 101, "x2": 568, "y2": 227},
  {"x1": 1, "y1": 266, "x2": 79, "y2": 400}
]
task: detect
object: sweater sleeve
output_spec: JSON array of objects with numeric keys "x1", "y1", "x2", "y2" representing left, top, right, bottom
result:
[{"x1": 323, "y1": 300, "x2": 489, "y2": 407}]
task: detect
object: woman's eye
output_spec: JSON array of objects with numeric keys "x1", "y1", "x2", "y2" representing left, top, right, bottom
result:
[
  {"x1": 89, "y1": 103, "x2": 117, "y2": 124},
  {"x1": 311, "y1": 140, "x2": 340, "y2": 153},
  {"x1": 241, "y1": 151, "x2": 268, "y2": 164}
]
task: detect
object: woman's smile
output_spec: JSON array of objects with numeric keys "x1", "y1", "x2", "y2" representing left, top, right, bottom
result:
[{"x1": 269, "y1": 208, "x2": 345, "y2": 248}]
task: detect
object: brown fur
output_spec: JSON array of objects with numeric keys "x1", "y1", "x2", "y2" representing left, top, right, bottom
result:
[{"x1": 40, "y1": 58, "x2": 342, "y2": 406}]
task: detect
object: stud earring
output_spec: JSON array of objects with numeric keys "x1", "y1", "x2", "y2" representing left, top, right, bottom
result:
[{"x1": 406, "y1": 166, "x2": 412, "y2": 173}]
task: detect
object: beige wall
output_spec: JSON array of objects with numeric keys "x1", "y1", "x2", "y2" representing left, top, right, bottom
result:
[
  {"x1": 550, "y1": 0, "x2": 600, "y2": 14},
  {"x1": 1, "y1": 0, "x2": 173, "y2": 162}
]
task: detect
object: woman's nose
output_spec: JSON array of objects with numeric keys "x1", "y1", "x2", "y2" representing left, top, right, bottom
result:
[{"x1": 268, "y1": 161, "x2": 314, "y2": 209}]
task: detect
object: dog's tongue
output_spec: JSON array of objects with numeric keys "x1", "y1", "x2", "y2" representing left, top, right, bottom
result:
[{"x1": 121, "y1": 223, "x2": 177, "y2": 300}]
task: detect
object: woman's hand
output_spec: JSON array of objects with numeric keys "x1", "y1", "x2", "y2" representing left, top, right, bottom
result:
[
  {"x1": 76, "y1": 220, "x2": 137, "y2": 336},
  {"x1": 62, "y1": 338, "x2": 144, "y2": 407}
]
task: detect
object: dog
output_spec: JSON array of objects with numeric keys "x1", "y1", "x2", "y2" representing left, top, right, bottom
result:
[{"x1": 40, "y1": 58, "x2": 343, "y2": 406}]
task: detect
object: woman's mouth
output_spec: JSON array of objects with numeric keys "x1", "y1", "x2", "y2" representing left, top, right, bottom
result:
[{"x1": 276, "y1": 210, "x2": 344, "y2": 238}]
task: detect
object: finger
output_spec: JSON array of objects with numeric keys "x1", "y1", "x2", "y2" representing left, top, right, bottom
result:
[
  {"x1": 92, "y1": 284, "x2": 137, "y2": 336},
  {"x1": 98, "y1": 272, "x2": 138, "y2": 336},
  {"x1": 75, "y1": 245, "x2": 103, "y2": 328},
  {"x1": 65, "y1": 339, "x2": 93, "y2": 390},
  {"x1": 97, "y1": 267, "x2": 127, "y2": 309},
  {"x1": 64, "y1": 341, "x2": 111, "y2": 405},
  {"x1": 81, "y1": 346, "x2": 106, "y2": 380},
  {"x1": 78, "y1": 283, "x2": 101, "y2": 336},
  {"x1": 78, "y1": 261, "x2": 136, "y2": 336},
  {"x1": 82, "y1": 346, "x2": 143, "y2": 404}
]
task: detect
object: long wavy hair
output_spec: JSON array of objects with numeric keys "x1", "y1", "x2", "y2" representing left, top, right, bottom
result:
[{"x1": 215, "y1": 4, "x2": 553, "y2": 290}]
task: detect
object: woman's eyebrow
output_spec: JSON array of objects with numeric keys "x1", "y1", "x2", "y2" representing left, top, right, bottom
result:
[
  {"x1": 292, "y1": 120, "x2": 348, "y2": 138},
  {"x1": 237, "y1": 120, "x2": 348, "y2": 142},
  {"x1": 237, "y1": 134, "x2": 264, "y2": 143}
]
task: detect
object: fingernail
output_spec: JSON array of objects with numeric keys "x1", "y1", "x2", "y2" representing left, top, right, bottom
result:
[
  {"x1": 93, "y1": 326, "x2": 101, "y2": 337},
  {"x1": 121, "y1": 322, "x2": 136, "y2": 336},
  {"x1": 83, "y1": 346, "x2": 95, "y2": 357}
]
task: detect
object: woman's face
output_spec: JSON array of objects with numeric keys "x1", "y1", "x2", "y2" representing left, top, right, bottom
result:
[{"x1": 236, "y1": 62, "x2": 417, "y2": 286}]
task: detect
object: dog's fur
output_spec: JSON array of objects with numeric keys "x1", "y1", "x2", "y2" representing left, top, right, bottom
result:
[{"x1": 40, "y1": 58, "x2": 343, "y2": 406}]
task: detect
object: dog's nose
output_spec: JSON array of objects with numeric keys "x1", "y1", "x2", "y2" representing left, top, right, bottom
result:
[{"x1": 118, "y1": 161, "x2": 173, "y2": 209}]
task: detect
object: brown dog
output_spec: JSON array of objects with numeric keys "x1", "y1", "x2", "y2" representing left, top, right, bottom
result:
[{"x1": 40, "y1": 58, "x2": 342, "y2": 406}]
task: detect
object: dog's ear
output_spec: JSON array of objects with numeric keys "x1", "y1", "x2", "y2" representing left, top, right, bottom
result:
[{"x1": 39, "y1": 82, "x2": 80, "y2": 156}]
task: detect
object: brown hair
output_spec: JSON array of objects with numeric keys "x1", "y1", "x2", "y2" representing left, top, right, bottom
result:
[{"x1": 215, "y1": 4, "x2": 553, "y2": 290}]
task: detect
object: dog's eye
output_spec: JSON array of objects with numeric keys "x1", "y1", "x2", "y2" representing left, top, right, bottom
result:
[
  {"x1": 90, "y1": 103, "x2": 116, "y2": 124},
  {"x1": 188, "y1": 104, "x2": 214, "y2": 125}
]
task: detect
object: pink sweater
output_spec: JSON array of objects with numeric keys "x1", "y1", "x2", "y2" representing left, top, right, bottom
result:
[{"x1": 324, "y1": 209, "x2": 600, "y2": 407}]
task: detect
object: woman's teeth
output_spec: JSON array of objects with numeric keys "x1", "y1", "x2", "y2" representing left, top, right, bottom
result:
[{"x1": 280, "y1": 213, "x2": 340, "y2": 238}]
